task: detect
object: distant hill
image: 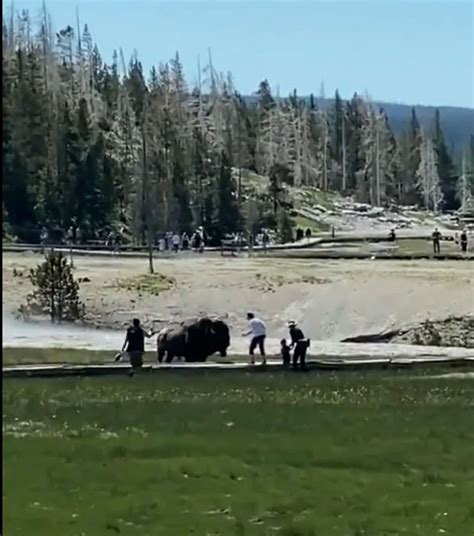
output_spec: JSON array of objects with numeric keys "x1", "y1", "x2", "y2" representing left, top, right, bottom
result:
[
  {"x1": 377, "y1": 102, "x2": 473, "y2": 158},
  {"x1": 244, "y1": 96, "x2": 473, "y2": 159}
]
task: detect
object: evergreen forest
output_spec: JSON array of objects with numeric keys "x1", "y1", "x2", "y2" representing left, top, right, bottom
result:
[{"x1": 3, "y1": 7, "x2": 474, "y2": 245}]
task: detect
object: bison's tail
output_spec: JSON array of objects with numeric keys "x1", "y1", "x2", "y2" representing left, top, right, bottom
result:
[
  {"x1": 157, "y1": 331, "x2": 168, "y2": 363},
  {"x1": 157, "y1": 347, "x2": 166, "y2": 363}
]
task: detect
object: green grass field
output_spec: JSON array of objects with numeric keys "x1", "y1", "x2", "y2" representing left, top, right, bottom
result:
[
  {"x1": 1, "y1": 348, "x2": 249, "y2": 366},
  {"x1": 395, "y1": 239, "x2": 461, "y2": 256},
  {"x1": 2, "y1": 348, "x2": 154, "y2": 366},
  {"x1": 3, "y1": 369, "x2": 474, "y2": 536},
  {"x1": 293, "y1": 215, "x2": 330, "y2": 234}
]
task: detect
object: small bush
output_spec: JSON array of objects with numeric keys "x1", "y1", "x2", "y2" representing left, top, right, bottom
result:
[{"x1": 21, "y1": 250, "x2": 84, "y2": 322}]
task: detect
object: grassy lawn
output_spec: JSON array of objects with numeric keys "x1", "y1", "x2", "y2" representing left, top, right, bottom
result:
[
  {"x1": 1, "y1": 348, "x2": 244, "y2": 366},
  {"x1": 395, "y1": 239, "x2": 461, "y2": 256},
  {"x1": 3, "y1": 371, "x2": 474, "y2": 535},
  {"x1": 296, "y1": 188, "x2": 340, "y2": 210},
  {"x1": 115, "y1": 273, "x2": 176, "y2": 296},
  {"x1": 2, "y1": 347, "x2": 121, "y2": 366}
]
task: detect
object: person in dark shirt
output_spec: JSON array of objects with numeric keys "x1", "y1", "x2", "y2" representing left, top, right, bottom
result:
[
  {"x1": 280, "y1": 339, "x2": 291, "y2": 368},
  {"x1": 182, "y1": 232, "x2": 190, "y2": 250},
  {"x1": 460, "y1": 229, "x2": 468, "y2": 253},
  {"x1": 193, "y1": 232, "x2": 202, "y2": 251},
  {"x1": 288, "y1": 321, "x2": 309, "y2": 371},
  {"x1": 432, "y1": 227, "x2": 442, "y2": 254},
  {"x1": 119, "y1": 318, "x2": 154, "y2": 374},
  {"x1": 262, "y1": 230, "x2": 270, "y2": 251}
]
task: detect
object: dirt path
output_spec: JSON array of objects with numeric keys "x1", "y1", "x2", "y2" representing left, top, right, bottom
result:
[{"x1": 3, "y1": 251, "x2": 473, "y2": 342}]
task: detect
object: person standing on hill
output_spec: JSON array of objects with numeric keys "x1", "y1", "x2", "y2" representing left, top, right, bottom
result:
[
  {"x1": 262, "y1": 230, "x2": 270, "y2": 252},
  {"x1": 245, "y1": 312, "x2": 267, "y2": 366},
  {"x1": 432, "y1": 227, "x2": 442, "y2": 254}
]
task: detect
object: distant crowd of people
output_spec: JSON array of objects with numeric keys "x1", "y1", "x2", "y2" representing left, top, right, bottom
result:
[
  {"x1": 40, "y1": 225, "x2": 126, "y2": 249},
  {"x1": 38, "y1": 224, "x2": 276, "y2": 253},
  {"x1": 39, "y1": 224, "x2": 205, "y2": 253},
  {"x1": 156, "y1": 227, "x2": 205, "y2": 254},
  {"x1": 39, "y1": 221, "x2": 470, "y2": 256}
]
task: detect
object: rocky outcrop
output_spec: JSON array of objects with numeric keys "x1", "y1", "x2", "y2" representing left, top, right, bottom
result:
[{"x1": 342, "y1": 315, "x2": 474, "y2": 349}]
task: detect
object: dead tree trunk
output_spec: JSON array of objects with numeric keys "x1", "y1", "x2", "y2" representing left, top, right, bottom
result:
[{"x1": 141, "y1": 96, "x2": 154, "y2": 275}]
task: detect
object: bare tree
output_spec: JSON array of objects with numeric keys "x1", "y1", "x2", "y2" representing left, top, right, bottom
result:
[
  {"x1": 341, "y1": 108, "x2": 347, "y2": 191},
  {"x1": 417, "y1": 131, "x2": 444, "y2": 213},
  {"x1": 456, "y1": 151, "x2": 473, "y2": 212}
]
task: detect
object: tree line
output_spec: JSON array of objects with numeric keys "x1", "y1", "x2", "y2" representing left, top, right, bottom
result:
[{"x1": 3, "y1": 7, "x2": 474, "y2": 245}]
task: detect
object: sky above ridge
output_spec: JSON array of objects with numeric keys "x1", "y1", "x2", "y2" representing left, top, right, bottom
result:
[{"x1": 5, "y1": 0, "x2": 474, "y2": 108}]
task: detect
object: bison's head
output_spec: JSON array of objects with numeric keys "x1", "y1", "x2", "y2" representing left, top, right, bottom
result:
[{"x1": 211, "y1": 320, "x2": 231, "y2": 357}]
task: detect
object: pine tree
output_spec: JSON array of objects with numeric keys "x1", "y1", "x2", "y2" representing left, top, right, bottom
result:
[
  {"x1": 399, "y1": 107, "x2": 423, "y2": 205},
  {"x1": 330, "y1": 90, "x2": 346, "y2": 189},
  {"x1": 345, "y1": 93, "x2": 366, "y2": 195},
  {"x1": 24, "y1": 250, "x2": 84, "y2": 322},
  {"x1": 360, "y1": 106, "x2": 398, "y2": 206},
  {"x1": 3, "y1": 4, "x2": 468, "y2": 247},
  {"x1": 277, "y1": 208, "x2": 294, "y2": 243},
  {"x1": 433, "y1": 109, "x2": 457, "y2": 210},
  {"x1": 268, "y1": 163, "x2": 289, "y2": 214},
  {"x1": 215, "y1": 150, "x2": 242, "y2": 238},
  {"x1": 456, "y1": 142, "x2": 474, "y2": 212}
]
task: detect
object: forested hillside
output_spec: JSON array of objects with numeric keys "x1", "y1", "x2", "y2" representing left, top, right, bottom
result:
[
  {"x1": 243, "y1": 96, "x2": 474, "y2": 158},
  {"x1": 373, "y1": 103, "x2": 474, "y2": 158},
  {"x1": 3, "y1": 8, "x2": 474, "y2": 244}
]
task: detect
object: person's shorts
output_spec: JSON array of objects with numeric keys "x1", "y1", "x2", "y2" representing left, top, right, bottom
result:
[{"x1": 127, "y1": 351, "x2": 144, "y2": 368}]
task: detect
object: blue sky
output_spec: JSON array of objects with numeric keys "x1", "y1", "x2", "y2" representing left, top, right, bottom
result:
[{"x1": 5, "y1": 0, "x2": 474, "y2": 107}]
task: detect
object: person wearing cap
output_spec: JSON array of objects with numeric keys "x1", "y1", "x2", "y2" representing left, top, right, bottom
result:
[
  {"x1": 244, "y1": 312, "x2": 267, "y2": 365},
  {"x1": 288, "y1": 321, "x2": 309, "y2": 371}
]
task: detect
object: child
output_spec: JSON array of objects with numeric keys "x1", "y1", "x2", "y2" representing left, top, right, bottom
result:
[{"x1": 280, "y1": 338, "x2": 291, "y2": 368}]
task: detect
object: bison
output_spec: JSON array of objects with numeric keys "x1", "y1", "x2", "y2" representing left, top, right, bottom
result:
[{"x1": 157, "y1": 317, "x2": 231, "y2": 363}]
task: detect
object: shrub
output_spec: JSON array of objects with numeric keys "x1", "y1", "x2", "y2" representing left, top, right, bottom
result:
[{"x1": 22, "y1": 250, "x2": 84, "y2": 322}]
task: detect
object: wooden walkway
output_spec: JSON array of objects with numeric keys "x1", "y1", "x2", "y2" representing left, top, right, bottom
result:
[
  {"x1": 4, "y1": 241, "x2": 471, "y2": 261},
  {"x1": 4, "y1": 355, "x2": 474, "y2": 378},
  {"x1": 2, "y1": 239, "x2": 320, "y2": 257},
  {"x1": 262, "y1": 250, "x2": 473, "y2": 260}
]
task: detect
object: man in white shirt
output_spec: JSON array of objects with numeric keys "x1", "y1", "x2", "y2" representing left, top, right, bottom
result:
[{"x1": 245, "y1": 312, "x2": 267, "y2": 365}]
